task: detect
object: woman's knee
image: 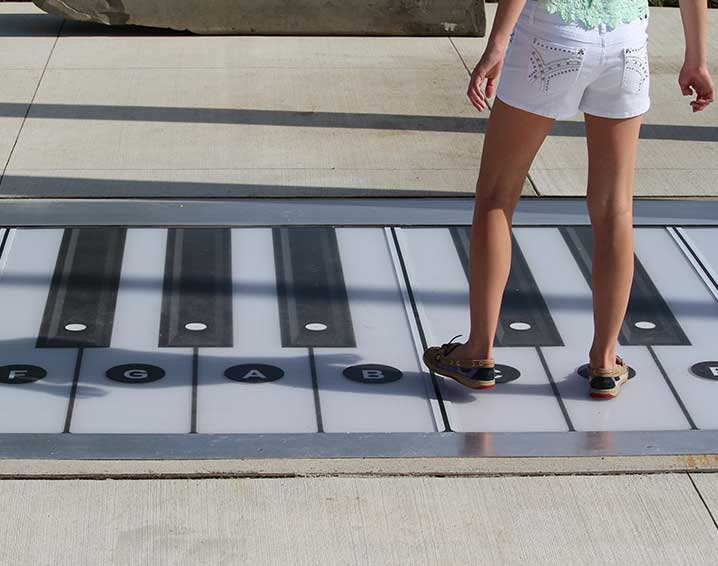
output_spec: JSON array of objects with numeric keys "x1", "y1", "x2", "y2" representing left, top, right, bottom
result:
[
  {"x1": 475, "y1": 176, "x2": 523, "y2": 212},
  {"x1": 586, "y1": 191, "x2": 633, "y2": 224}
]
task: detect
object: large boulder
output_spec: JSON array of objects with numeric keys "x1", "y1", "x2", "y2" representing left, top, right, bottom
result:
[{"x1": 32, "y1": 0, "x2": 486, "y2": 36}]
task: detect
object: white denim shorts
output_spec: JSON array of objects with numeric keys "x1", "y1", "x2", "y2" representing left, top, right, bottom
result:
[{"x1": 496, "y1": 1, "x2": 650, "y2": 119}]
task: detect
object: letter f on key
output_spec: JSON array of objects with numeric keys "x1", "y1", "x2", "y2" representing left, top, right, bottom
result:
[{"x1": 7, "y1": 369, "x2": 28, "y2": 381}]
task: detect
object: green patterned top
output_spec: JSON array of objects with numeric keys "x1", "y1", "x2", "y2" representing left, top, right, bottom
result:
[{"x1": 536, "y1": 0, "x2": 649, "y2": 29}]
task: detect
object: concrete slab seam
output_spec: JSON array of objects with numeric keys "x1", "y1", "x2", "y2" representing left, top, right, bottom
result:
[
  {"x1": 0, "y1": 467, "x2": 718, "y2": 482},
  {"x1": 448, "y1": 36, "x2": 542, "y2": 198},
  {"x1": 0, "y1": 19, "x2": 65, "y2": 190},
  {"x1": 688, "y1": 472, "x2": 718, "y2": 532},
  {"x1": 448, "y1": 36, "x2": 472, "y2": 75}
]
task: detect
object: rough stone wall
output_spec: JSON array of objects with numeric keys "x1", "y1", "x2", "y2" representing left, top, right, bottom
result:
[{"x1": 31, "y1": 0, "x2": 486, "y2": 36}]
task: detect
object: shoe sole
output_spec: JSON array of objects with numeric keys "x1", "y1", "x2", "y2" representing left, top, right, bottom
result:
[
  {"x1": 422, "y1": 351, "x2": 496, "y2": 390},
  {"x1": 590, "y1": 372, "x2": 629, "y2": 399}
]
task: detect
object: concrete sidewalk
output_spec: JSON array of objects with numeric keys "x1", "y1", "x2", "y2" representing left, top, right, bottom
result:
[
  {"x1": 1, "y1": 473, "x2": 717, "y2": 565},
  {"x1": 0, "y1": 2, "x2": 716, "y2": 199}
]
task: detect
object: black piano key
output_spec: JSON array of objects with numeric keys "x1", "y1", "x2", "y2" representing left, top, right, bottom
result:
[
  {"x1": 273, "y1": 227, "x2": 355, "y2": 348},
  {"x1": 37, "y1": 228, "x2": 126, "y2": 348},
  {"x1": 450, "y1": 227, "x2": 564, "y2": 347},
  {"x1": 560, "y1": 226, "x2": 690, "y2": 346},
  {"x1": 159, "y1": 228, "x2": 233, "y2": 348}
]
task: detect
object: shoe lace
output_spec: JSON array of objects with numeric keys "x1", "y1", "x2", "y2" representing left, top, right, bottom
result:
[{"x1": 440, "y1": 334, "x2": 463, "y2": 355}]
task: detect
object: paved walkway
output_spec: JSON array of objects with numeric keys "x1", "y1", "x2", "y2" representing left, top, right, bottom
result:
[
  {"x1": 0, "y1": 2, "x2": 716, "y2": 199},
  {"x1": 1, "y1": 3, "x2": 718, "y2": 565},
  {"x1": 1, "y1": 473, "x2": 717, "y2": 565}
]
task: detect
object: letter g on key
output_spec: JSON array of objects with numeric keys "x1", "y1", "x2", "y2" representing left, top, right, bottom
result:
[{"x1": 106, "y1": 364, "x2": 165, "y2": 384}]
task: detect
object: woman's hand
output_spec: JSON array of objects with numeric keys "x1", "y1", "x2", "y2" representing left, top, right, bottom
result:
[
  {"x1": 467, "y1": 45, "x2": 505, "y2": 112},
  {"x1": 678, "y1": 63, "x2": 714, "y2": 112}
]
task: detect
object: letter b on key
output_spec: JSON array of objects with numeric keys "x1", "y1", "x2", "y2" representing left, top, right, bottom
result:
[
  {"x1": 691, "y1": 361, "x2": 718, "y2": 381},
  {"x1": 343, "y1": 364, "x2": 402, "y2": 384}
]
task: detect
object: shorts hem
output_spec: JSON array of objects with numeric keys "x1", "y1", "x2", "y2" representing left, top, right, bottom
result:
[
  {"x1": 495, "y1": 93, "x2": 578, "y2": 120},
  {"x1": 579, "y1": 102, "x2": 651, "y2": 119}
]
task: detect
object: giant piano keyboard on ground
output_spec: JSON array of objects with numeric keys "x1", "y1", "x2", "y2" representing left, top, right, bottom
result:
[{"x1": 0, "y1": 199, "x2": 716, "y2": 459}]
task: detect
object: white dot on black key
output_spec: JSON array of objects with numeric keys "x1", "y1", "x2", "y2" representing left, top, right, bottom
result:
[
  {"x1": 65, "y1": 323, "x2": 87, "y2": 332},
  {"x1": 509, "y1": 322, "x2": 532, "y2": 331},
  {"x1": 305, "y1": 323, "x2": 328, "y2": 332},
  {"x1": 185, "y1": 322, "x2": 208, "y2": 332},
  {"x1": 635, "y1": 321, "x2": 656, "y2": 330}
]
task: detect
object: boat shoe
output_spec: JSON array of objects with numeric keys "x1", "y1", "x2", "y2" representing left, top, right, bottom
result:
[
  {"x1": 423, "y1": 337, "x2": 496, "y2": 390},
  {"x1": 588, "y1": 355, "x2": 631, "y2": 399}
]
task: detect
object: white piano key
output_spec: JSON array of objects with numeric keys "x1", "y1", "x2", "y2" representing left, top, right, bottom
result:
[
  {"x1": 397, "y1": 227, "x2": 568, "y2": 433},
  {"x1": 197, "y1": 229, "x2": 318, "y2": 433},
  {"x1": 70, "y1": 229, "x2": 194, "y2": 433},
  {"x1": 634, "y1": 228, "x2": 718, "y2": 429},
  {"x1": 312, "y1": 228, "x2": 439, "y2": 433},
  {"x1": 515, "y1": 228, "x2": 691, "y2": 431},
  {"x1": 0, "y1": 229, "x2": 76, "y2": 433}
]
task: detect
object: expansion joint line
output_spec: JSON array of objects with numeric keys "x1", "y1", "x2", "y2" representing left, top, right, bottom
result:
[
  {"x1": 0, "y1": 19, "x2": 65, "y2": 188},
  {"x1": 447, "y1": 36, "x2": 542, "y2": 197},
  {"x1": 688, "y1": 473, "x2": 718, "y2": 532}
]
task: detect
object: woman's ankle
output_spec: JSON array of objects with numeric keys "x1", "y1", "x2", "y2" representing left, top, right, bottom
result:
[
  {"x1": 459, "y1": 339, "x2": 493, "y2": 361},
  {"x1": 589, "y1": 348, "x2": 617, "y2": 369}
]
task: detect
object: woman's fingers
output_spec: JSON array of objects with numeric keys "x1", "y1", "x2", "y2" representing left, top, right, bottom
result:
[
  {"x1": 678, "y1": 77, "x2": 693, "y2": 97},
  {"x1": 467, "y1": 67, "x2": 487, "y2": 111},
  {"x1": 485, "y1": 76, "x2": 498, "y2": 100},
  {"x1": 680, "y1": 84, "x2": 693, "y2": 97},
  {"x1": 688, "y1": 80, "x2": 714, "y2": 111},
  {"x1": 691, "y1": 98, "x2": 712, "y2": 112},
  {"x1": 697, "y1": 85, "x2": 715, "y2": 105},
  {"x1": 679, "y1": 65, "x2": 715, "y2": 112},
  {"x1": 469, "y1": 91, "x2": 485, "y2": 111}
]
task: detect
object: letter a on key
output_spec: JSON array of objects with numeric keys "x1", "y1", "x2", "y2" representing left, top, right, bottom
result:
[{"x1": 243, "y1": 369, "x2": 268, "y2": 380}]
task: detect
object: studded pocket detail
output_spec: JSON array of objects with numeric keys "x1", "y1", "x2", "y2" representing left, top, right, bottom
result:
[
  {"x1": 622, "y1": 41, "x2": 649, "y2": 94},
  {"x1": 528, "y1": 37, "x2": 585, "y2": 95}
]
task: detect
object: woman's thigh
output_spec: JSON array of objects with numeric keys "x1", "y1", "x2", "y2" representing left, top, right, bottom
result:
[
  {"x1": 584, "y1": 112, "x2": 642, "y2": 209},
  {"x1": 477, "y1": 97, "x2": 554, "y2": 204}
]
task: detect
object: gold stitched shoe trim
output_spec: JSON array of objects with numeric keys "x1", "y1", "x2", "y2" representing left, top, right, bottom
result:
[
  {"x1": 431, "y1": 343, "x2": 495, "y2": 370},
  {"x1": 588, "y1": 355, "x2": 629, "y2": 378},
  {"x1": 422, "y1": 347, "x2": 496, "y2": 390}
]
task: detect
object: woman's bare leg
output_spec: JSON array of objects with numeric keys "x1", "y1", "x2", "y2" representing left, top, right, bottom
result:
[
  {"x1": 584, "y1": 112, "x2": 642, "y2": 369},
  {"x1": 450, "y1": 98, "x2": 554, "y2": 361}
]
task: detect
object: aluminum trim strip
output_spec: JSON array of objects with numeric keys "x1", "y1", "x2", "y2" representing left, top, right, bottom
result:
[
  {"x1": 1, "y1": 199, "x2": 717, "y2": 227},
  {"x1": 0, "y1": 431, "x2": 716, "y2": 460}
]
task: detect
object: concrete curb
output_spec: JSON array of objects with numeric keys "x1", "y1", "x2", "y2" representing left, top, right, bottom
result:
[{"x1": 2, "y1": 454, "x2": 718, "y2": 479}]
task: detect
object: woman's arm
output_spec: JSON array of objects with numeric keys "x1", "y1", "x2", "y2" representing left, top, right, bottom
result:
[
  {"x1": 678, "y1": 0, "x2": 714, "y2": 112},
  {"x1": 468, "y1": 0, "x2": 528, "y2": 111}
]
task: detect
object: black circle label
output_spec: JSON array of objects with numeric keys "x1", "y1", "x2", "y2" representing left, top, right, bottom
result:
[
  {"x1": 495, "y1": 364, "x2": 521, "y2": 384},
  {"x1": 106, "y1": 364, "x2": 165, "y2": 384},
  {"x1": 0, "y1": 365, "x2": 46, "y2": 384},
  {"x1": 691, "y1": 361, "x2": 718, "y2": 381},
  {"x1": 577, "y1": 364, "x2": 636, "y2": 380},
  {"x1": 343, "y1": 364, "x2": 402, "y2": 384},
  {"x1": 225, "y1": 364, "x2": 284, "y2": 383}
]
